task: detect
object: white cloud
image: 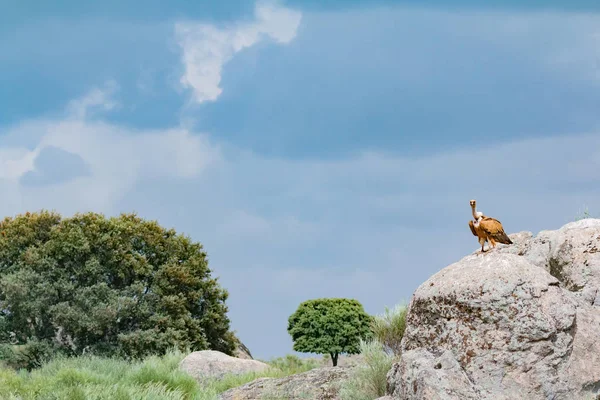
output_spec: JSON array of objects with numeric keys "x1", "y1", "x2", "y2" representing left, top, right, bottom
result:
[
  {"x1": 66, "y1": 80, "x2": 120, "y2": 119},
  {"x1": 0, "y1": 148, "x2": 38, "y2": 180},
  {"x1": 0, "y1": 86, "x2": 220, "y2": 216},
  {"x1": 175, "y1": 2, "x2": 302, "y2": 104}
]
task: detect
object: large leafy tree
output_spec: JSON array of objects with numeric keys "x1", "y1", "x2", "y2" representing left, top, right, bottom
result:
[
  {"x1": 0, "y1": 210, "x2": 236, "y2": 363},
  {"x1": 287, "y1": 298, "x2": 373, "y2": 366}
]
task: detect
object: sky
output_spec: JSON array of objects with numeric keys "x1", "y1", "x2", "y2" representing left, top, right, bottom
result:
[{"x1": 1, "y1": 0, "x2": 600, "y2": 359}]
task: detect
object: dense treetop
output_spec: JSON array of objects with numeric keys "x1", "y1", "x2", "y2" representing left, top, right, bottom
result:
[
  {"x1": 287, "y1": 298, "x2": 373, "y2": 366},
  {"x1": 0, "y1": 210, "x2": 236, "y2": 363}
]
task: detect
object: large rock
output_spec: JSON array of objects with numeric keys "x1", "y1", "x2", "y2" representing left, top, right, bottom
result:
[
  {"x1": 179, "y1": 350, "x2": 272, "y2": 382},
  {"x1": 500, "y1": 219, "x2": 600, "y2": 305},
  {"x1": 219, "y1": 366, "x2": 351, "y2": 400},
  {"x1": 387, "y1": 219, "x2": 600, "y2": 400}
]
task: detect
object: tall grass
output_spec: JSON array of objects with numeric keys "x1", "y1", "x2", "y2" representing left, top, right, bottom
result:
[
  {"x1": 338, "y1": 339, "x2": 394, "y2": 400},
  {"x1": 370, "y1": 303, "x2": 407, "y2": 356},
  {"x1": 0, "y1": 350, "x2": 320, "y2": 400},
  {"x1": 261, "y1": 354, "x2": 320, "y2": 375},
  {"x1": 575, "y1": 206, "x2": 596, "y2": 221}
]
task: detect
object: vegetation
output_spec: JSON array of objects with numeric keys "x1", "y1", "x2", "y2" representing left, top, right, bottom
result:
[
  {"x1": 262, "y1": 354, "x2": 320, "y2": 374},
  {"x1": 370, "y1": 303, "x2": 407, "y2": 356},
  {"x1": 287, "y1": 298, "x2": 373, "y2": 366},
  {"x1": 575, "y1": 206, "x2": 595, "y2": 221},
  {"x1": 339, "y1": 302, "x2": 407, "y2": 399},
  {"x1": 339, "y1": 338, "x2": 395, "y2": 400},
  {"x1": 0, "y1": 210, "x2": 236, "y2": 368},
  {"x1": 0, "y1": 349, "x2": 320, "y2": 400}
]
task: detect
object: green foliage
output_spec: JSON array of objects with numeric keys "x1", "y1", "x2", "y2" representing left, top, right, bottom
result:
[
  {"x1": 339, "y1": 339, "x2": 395, "y2": 400},
  {"x1": 287, "y1": 298, "x2": 373, "y2": 366},
  {"x1": 0, "y1": 210, "x2": 236, "y2": 362},
  {"x1": 0, "y1": 340, "x2": 59, "y2": 371},
  {"x1": 0, "y1": 350, "x2": 320, "y2": 399},
  {"x1": 0, "y1": 349, "x2": 200, "y2": 400},
  {"x1": 370, "y1": 303, "x2": 407, "y2": 356}
]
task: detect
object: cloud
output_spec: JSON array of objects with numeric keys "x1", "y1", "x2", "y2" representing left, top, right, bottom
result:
[
  {"x1": 0, "y1": 85, "x2": 220, "y2": 216},
  {"x1": 175, "y1": 2, "x2": 302, "y2": 104},
  {"x1": 66, "y1": 81, "x2": 120, "y2": 119},
  {"x1": 0, "y1": 148, "x2": 38, "y2": 181},
  {"x1": 20, "y1": 146, "x2": 92, "y2": 187}
]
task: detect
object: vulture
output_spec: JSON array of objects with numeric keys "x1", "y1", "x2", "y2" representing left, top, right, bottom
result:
[{"x1": 468, "y1": 199, "x2": 513, "y2": 253}]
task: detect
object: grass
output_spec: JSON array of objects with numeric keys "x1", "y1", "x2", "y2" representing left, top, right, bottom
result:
[
  {"x1": 338, "y1": 339, "x2": 395, "y2": 400},
  {"x1": 0, "y1": 350, "x2": 321, "y2": 400},
  {"x1": 370, "y1": 303, "x2": 407, "y2": 357},
  {"x1": 575, "y1": 206, "x2": 597, "y2": 221},
  {"x1": 337, "y1": 303, "x2": 407, "y2": 399}
]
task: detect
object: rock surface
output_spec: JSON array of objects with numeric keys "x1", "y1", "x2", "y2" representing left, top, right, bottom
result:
[
  {"x1": 387, "y1": 219, "x2": 600, "y2": 400},
  {"x1": 233, "y1": 338, "x2": 254, "y2": 360},
  {"x1": 219, "y1": 366, "x2": 351, "y2": 400},
  {"x1": 500, "y1": 219, "x2": 600, "y2": 305},
  {"x1": 179, "y1": 350, "x2": 272, "y2": 382}
]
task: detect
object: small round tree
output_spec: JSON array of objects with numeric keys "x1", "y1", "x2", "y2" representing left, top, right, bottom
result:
[
  {"x1": 287, "y1": 298, "x2": 373, "y2": 366},
  {"x1": 0, "y1": 210, "x2": 236, "y2": 366}
]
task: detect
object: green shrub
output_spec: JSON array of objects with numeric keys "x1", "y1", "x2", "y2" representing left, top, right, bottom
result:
[
  {"x1": 0, "y1": 211, "x2": 236, "y2": 361},
  {"x1": 339, "y1": 339, "x2": 394, "y2": 400},
  {"x1": 0, "y1": 340, "x2": 60, "y2": 371},
  {"x1": 370, "y1": 304, "x2": 407, "y2": 356},
  {"x1": 288, "y1": 298, "x2": 373, "y2": 366}
]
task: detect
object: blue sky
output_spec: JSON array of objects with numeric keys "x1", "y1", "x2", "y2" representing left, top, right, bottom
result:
[{"x1": 1, "y1": 0, "x2": 600, "y2": 359}]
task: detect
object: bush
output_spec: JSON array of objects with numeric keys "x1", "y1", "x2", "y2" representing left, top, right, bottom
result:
[
  {"x1": 0, "y1": 340, "x2": 60, "y2": 371},
  {"x1": 287, "y1": 298, "x2": 373, "y2": 366},
  {"x1": 339, "y1": 339, "x2": 394, "y2": 400},
  {"x1": 0, "y1": 210, "x2": 236, "y2": 362},
  {"x1": 370, "y1": 303, "x2": 407, "y2": 356}
]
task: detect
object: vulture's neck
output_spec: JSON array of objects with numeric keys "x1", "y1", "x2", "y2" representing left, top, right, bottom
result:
[{"x1": 471, "y1": 206, "x2": 478, "y2": 221}]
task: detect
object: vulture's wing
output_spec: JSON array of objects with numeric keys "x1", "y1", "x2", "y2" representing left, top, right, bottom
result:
[
  {"x1": 479, "y1": 218, "x2": 513, "y2": 244},
  {"x1": 468, "y1": 220, "x2": 478, "y2": 236}
]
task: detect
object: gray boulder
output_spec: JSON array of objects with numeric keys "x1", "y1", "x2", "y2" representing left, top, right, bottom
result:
[
  {"x1": 179, "y1": 350, "x2": 272, "y2": 383},
  {"x1": 387, "y1": 219, "x2": 600, "y2": 400},
  {"x1": 499, "y1": 219, "x2": 600, "y2": 304}
]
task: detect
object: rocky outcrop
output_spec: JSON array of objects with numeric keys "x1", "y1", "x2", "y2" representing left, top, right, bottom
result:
[
  {"x1": 179, "y1": 350, "x2": 272, "y2": 383},
  {"x1": 386, "y1": 219, "x2": 600, "y2": 400},
  {"x1": 219, "y1": 366, "x2": 351, "y2": 400},
  {"x1": 500, "y1": 219, "x2": 600, "y2": 304}
]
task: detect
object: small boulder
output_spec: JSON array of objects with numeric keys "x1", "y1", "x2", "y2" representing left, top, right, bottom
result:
[{"x1": 179, "y1": 350, "x2": 272, "y2": 383}]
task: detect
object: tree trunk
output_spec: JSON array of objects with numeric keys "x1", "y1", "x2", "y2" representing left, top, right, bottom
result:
[{"x1": 330, "y1": 352, "x2": 339, "y2": 366}]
